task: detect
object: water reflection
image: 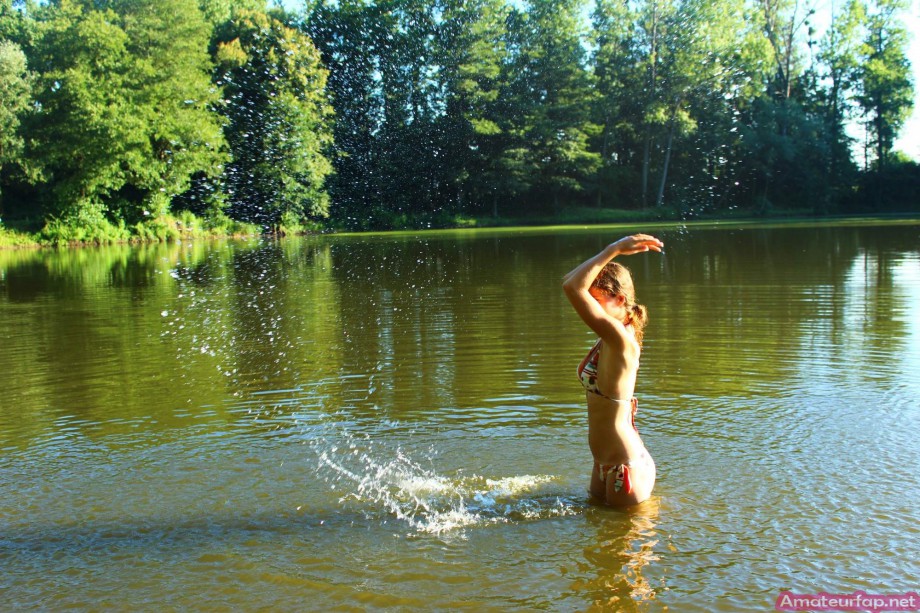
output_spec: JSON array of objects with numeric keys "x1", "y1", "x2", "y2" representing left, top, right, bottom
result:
[
  {"x1": 1, "y1": 222, "x2": 918, "y2": 610},
  {"x1": 574, "y1": 499, "x2": 663, "y2": 612},
  {"x1": 642, "y1": 225, "x2": 920, "y2": 410},
  {"x1": 3, "y1": 223, "x2": 916, "y2": 442}
]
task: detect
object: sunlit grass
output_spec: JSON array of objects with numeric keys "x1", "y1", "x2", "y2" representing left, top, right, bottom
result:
[
  {"x1": 331, "y1": 207, "x2": 920, "y2": 239},
  {"x1": 0, "y1": 225, "x2": 37, "y2": 249},
  {"x1": 0, "y1": 212, "x2": 262, "y2": 249},
  {"x1": 3, "y1": 207, "x2": 918, "y2": 249}
]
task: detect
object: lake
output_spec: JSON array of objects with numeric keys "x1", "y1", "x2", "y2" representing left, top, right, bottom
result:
[{"x1": 1, "y1": 221, "x2": 918, "y2": 611}]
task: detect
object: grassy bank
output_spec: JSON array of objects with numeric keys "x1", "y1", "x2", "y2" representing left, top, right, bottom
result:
[
  {"x1": 461, "y1": 205, "x2": 920, "y2": 229},
  {"x1": 0, "y1": 225, "x2": 37, "y2": 249},
  {"x1": 465, "y1": 205, "x2": 709, "y2": 228},
  {"x1": 3, "y1": 205, "x2": 918, "y2": 249},
  {"x1": 0, "y1": 211, "x2": 262, "y2": 250}
]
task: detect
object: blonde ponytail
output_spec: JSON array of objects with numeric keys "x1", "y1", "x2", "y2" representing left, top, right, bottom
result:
[{"x1": 627, "y1": 303, "x2": 648, "y2": 346}]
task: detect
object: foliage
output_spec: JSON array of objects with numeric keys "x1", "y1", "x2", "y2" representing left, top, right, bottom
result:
[
  {"x1": 437, "y1": 0, "x2": 512, "y2": 215},
  {"x1": 213, "y1": 8, "x2": 334, "y2": 230},
  {"x1": 505, "y1": 0, "x2": 601, "y2": 211},
  {"x1": 854, "y1": 0, "x2": 913, "y2": 171},
  {"x1": 812, "y1": 0, "x2": 864, "y2": 206},
  {"x1": 0, "y1": 40, "x2": 32, "y2": 177},
  {"x1": 21, "y1": 0, "x2": 226, "y2": 229},
  {"x1": 39, "y1": 203, "x2": 132, "y2": 246},
  {"x1": 0, "y1": 0, "x2": 916, "y2": 246},
  {"x1": 309, "y1": 0, "x2": 461, "y2": 228},
  {"x1": 1, "y1": 209, "x2": 259, "y2": 248},
  {"x1": 0, "y1": 223, "x2": 35, "y2": 248}
]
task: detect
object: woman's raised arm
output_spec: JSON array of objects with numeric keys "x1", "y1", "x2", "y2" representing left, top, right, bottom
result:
[{"x1": 562, "y1": 234, "x2": 663, "y2": 342}]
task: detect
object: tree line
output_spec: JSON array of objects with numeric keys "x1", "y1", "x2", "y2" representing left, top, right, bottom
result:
[{"x1": 0, "y1": 0, "x2": 915, "y2": 240}]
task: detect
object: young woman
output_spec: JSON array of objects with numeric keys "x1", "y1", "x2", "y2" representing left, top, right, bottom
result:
[{"x1": 562, "y1": 234, "x2": 664, "y2": 507}]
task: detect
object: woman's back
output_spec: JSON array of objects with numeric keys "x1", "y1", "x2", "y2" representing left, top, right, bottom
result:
[{"x1": 562, "y1": 234, "x2": 663, "y2": 506}]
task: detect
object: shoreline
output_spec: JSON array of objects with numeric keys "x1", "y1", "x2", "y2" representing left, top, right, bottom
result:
[{"x1": 2, "y1": 209, "x2": 919, "y2": 251}]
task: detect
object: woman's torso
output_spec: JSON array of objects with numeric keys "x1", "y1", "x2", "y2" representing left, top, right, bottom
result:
[{"x1": 579, "y1": 337, "x2": 648, "y2": 464}]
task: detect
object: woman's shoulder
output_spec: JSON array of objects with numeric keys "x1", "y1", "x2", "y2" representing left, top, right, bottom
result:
[
  {"x1": 599, "y1": 334, "x2": 640, "y2": 367},
  {"x1": 599, "y1": 323, "x2": 640, "y2": 355}
]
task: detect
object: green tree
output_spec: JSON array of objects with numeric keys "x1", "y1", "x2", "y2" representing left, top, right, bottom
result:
[
  {"x1": 594, "y1": 0, "x2": 769, "y2": 211},
  {"x1": 812, "y1": 0, "x2": 863, "y2": 207},
  {"x1": 311, "y1": 0, "x2": 462, "y2": 228},
  {"x1": 731, "y1": 0, "x2": 839, "y2": 212},
  {"x1": 687, "y1": 0, "x2": 775, "y2": 209},
  {"x1": 737, "y1": 96, "x2": 831, "y2": 212},
  {"x1": 505, "y1": 0, "x2": 600, "y2": 211},
  {"x1": 647, "y1": 0, "x2": 746, "y2": 208},
  {"x1": 214, "y1": 9, "x2": 334, "y2": 229},
  {"x1": 633, "y1": 0, "x2": 672, "y2": 206},
  {"x1": 374, "y1": 0, "x2": 445, "y2": 221},
  {"x1": 1, "y1": 0, "x2": 34, "y2": 43},
  {"x1": 308, "y1": 0, "x2": 386, "y2": 227},
  {"x1": 198, "y1": 0, "x2": 265, "y2": 25},
  {"x1": 115, "y1": 0, "x2": 229, "y2": 219},
  {"x1": 855, "y1": 0, "x2": 913, "y2": 171},
  {"x1": 591, "y1": 0, "x2": 642, "y2": 207},
  {"x1": 437, "y1": 0, "x2": 511, "y2": 216},
  {"x1": 25, "y1": 0, "x2": 226, "y2": 229},
  {"x1": 0, "y1": 40, "x2": 33, "y2": 208},
  {"x1": 757, "y1": 0, "x2": 816, "y2": 102}
]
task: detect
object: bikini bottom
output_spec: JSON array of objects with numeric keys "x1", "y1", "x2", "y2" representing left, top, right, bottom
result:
[{"x1": 597, "y1": 451, "x2": 652, "y2": 494}]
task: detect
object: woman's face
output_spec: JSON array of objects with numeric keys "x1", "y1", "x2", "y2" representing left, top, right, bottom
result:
[{"x1": 589, "y1": 287, "x2": 625, "y2": 317}]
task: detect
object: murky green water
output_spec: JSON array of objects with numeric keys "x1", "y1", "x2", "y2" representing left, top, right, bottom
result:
[{"x1": 1, "y1": 221, "x2": 918, "y2": 611}]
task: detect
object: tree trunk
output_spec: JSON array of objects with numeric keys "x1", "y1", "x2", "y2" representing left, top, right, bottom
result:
[
  {"x1": 641, "y1": 0, "x2": 659, "y2": 208},
  {"x1": 597, "y1": 114, "x2": 610, "y2": 208},
  {"x1": 641, "y1": 135, "x2": 651, "y2": 207},
  {"x1": 656, "y1": 120, "x2": 675, "y2": 207},
  {"x1": 875, "y1": 91, "x2": 885, "y2": 171}
]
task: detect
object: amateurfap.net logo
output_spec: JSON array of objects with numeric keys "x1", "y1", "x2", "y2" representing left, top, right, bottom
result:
[{"x1": 776, "y1": 591, "x2": 920, "y2": 613}]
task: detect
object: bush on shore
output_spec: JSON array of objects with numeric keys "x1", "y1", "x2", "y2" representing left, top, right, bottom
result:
[{"x1": 0, "y1": 211, "x2": 261, "y2": 249}]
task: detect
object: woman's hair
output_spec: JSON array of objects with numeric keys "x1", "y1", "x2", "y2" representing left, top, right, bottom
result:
[{"x1": 591, "y1": 261, "x2": 648, "y2": 345}]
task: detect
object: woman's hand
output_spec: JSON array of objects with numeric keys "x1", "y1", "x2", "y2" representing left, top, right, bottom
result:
[{"x1": 611, "y1": 234, "x2": 664, "y2": 256}]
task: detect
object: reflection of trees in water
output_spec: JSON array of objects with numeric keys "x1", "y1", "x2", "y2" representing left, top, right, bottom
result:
[
  {"x1": 645, "y1": 225, "x2": 918, "y2": 400},
  {"x1": 178, "y1": 239, "x2": 346, "y2": 426},
  {"x1": 574, "y1": 498, "x2": 663, "y2": 612},
  {"x1": 143, "y1": 225, "x2": 920, "y2": 429},
  {"x1": 0, "y1": 242, "x2": 224, "y2": 441},
  {"x1": 323, "y1": 233, "x2": 579, "y2": 421},
  {"x1": 2, "y1": 224, "x2": 917, "y2": 443}
]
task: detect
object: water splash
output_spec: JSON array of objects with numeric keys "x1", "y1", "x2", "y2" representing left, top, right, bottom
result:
[{"x1": 307, "y1": 423, "x2": 584, "y2": 536}]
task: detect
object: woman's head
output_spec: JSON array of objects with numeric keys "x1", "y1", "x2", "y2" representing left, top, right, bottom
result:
[{"x1": 591, "y1": 262, "x2": 648, "y2": 345}]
